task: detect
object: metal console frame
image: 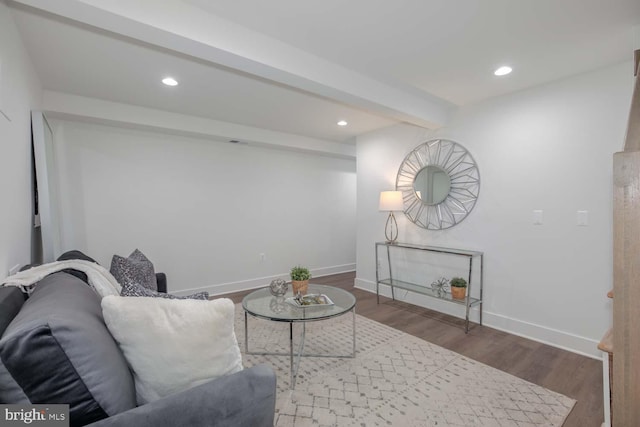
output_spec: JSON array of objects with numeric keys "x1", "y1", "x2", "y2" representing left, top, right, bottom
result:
[{"x1": 375, "y1": 241, "x2": 483, "y2": 333}]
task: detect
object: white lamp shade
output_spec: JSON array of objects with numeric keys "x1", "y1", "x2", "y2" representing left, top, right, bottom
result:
[{"x1": 379, "y1": 191, "x2": 404, "y2": 211}]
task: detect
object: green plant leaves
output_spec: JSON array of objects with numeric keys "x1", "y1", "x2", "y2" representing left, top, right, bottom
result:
[{"x1": 290, "y1": 265, "x2": 311, "y2": 281}]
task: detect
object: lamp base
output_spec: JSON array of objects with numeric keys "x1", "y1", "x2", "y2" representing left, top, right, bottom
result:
[{"x1": 384, "y1": 212, "x2": 399, "y2": 244}]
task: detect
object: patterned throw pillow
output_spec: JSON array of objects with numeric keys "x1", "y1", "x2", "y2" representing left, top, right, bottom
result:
[
  {"x1": 110, "y1": 249, "x2": 158, "y2": 291},
  {"x1": 120, "y1": 281, "x2": 209, "y2": 300}
]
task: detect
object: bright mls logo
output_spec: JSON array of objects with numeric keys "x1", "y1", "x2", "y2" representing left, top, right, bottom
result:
[{"x1": 0, "y1": 405, "x2": 68, "y2": 426}]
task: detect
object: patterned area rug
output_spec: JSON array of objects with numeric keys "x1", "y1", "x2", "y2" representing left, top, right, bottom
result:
[{"x1": 235, "y1": 305, "x2": 575, "y2": 427}]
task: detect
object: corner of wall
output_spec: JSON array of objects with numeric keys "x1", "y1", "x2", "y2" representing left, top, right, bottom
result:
[{"x1": 0, "y1": 2, "x2": 43, "y2": 278}]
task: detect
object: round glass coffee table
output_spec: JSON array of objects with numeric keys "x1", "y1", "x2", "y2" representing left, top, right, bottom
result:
[{"x1": 242, "y1": 284, "x2": 356, "y2": 388}]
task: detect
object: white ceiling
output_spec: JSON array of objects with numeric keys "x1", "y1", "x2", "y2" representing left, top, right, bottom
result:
[
  {"x1": 187, "y1": 0, "x2": 640, "y2": 105},
  {"x1": 9, "y1": 6, "x2": 396, "y2": 143},
  {"x1": 8, "y1": 0, "x2": 640, "y2": 144}
]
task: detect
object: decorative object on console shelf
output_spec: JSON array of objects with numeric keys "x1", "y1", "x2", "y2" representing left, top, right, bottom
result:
[
  {"x1": 450, "y1": 277, "x2": 468, "y2": 299},
  {"x1": 290, "y1": 265, "x2": 311, "y2": 296},
  {"x1": 379, "y1": 190, "x2": 404, "y2": 244},
  {"x1": 269, "y1": 278, "x2": 288, "y2": 296},
  {"x1": 430, "y1": 277, "x2": 450, "y2": 297}
]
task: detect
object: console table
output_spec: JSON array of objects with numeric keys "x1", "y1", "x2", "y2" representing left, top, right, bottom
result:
[{"x1": 375, "y1": 242, "x2": 484, "y2": 333}]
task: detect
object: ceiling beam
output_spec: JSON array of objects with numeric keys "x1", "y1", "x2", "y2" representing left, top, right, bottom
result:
[
  {"x1": 41, "y1": 91, "x2": 356, "y2": 159},
  {"x1": 11, "y1": 0, "x2": 454, "y2": 129}
]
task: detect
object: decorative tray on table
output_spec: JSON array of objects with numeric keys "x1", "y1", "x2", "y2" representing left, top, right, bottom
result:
[{"x1": 285, "y1": 294, "x2": 334, "y2": 308}]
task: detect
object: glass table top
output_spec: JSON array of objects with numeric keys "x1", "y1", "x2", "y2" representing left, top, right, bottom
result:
[{"x1": 242, "y1": 284, "x2": 356, "y2": 322}]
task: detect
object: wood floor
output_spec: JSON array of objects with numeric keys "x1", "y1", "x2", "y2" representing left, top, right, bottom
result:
[{"x1": 222, "y1": 271, "x2": 603, "y2": 427}]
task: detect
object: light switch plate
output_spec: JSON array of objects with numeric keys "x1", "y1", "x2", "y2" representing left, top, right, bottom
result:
[
  {"x1": 532, "y1": 210, "x2": 543, "y2": 225},
  {"x1": 577, "y1": 210, "x2": 589, "y2": 226}
]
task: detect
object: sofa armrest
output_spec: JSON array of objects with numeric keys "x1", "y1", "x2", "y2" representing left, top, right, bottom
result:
[
  {"x1": 155, "y1": 272, "x2": 167, "y2": 293},
  {"x1": 86, "y1": 364, "x2": 276, "y2": 427}
]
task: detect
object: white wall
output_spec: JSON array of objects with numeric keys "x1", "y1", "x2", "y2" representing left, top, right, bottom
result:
[
  {"x1": 356, "y1": 61, "x2": 633, "y2": 358},
  {"x1": 49, "y1": 119, "x2": 356, "y2": 295},
  {"x1": 0, "y1": 2, "x2": 41, "y2": 278}
]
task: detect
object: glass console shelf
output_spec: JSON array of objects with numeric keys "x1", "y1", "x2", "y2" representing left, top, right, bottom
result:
[{"x1": 375, "y1": 242, "x2": 484, "y2": 333}]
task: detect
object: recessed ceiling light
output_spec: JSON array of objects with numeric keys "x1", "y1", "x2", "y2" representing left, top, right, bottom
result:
[
  {"x1": 162, "y1": 77, "x2": 178, "y2": 86},
  {"x1": 337, "y1": 120, "x2": 348, "y2": 126},
  {"x1": 494, "y1": 66, "x2": 512, "y2": 76}
]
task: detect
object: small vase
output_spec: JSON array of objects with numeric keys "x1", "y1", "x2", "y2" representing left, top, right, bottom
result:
[
  {"x1": 291, "y1": 280, "x2": 309, "y2": 296},
  {"x1": 451, "y1": 286, "x2": 466, "y2": 299}
]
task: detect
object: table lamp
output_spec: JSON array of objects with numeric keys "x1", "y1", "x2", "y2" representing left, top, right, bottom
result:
[{"x1": 379, "y1": 191, "x2": 403, "y2": 244}]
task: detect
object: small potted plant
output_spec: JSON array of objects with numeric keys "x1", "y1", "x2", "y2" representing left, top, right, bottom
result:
[
  {"x1": 290, "y1": 265, "x2": 311, "y2": 296},
  {"x1": 449, "y1": 277, "x2": 467, "y2": 300}
]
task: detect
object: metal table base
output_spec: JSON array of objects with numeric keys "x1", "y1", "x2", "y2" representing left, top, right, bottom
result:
[{"x1": 244, "y1": 308, "x2": 356, "y2": 389}]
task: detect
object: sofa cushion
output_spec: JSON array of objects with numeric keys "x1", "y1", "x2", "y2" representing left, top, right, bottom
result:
[
  {"x1": 120, "y1": 281, "x2": 208, "y2": 300},
  {"x1": 57, "y1": 249, "x2": 99, "y2": 283},
  {"x1": 57, "y1": 250, "x2": 98, "y2": 264},
  {"x1": 0, "y1": 287, "x2": 26, "y2": 338},
  {"x1": 0, "y1": 272, "x2": 136, "y2": 425},
  {"x1": 110, "y1": 249, "x2": 157, "y2": 291},
  {"x1": 101, "y1": 296, "x2": 243, "y2": 405}
]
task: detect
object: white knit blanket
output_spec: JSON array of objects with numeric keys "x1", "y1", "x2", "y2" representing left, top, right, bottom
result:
[{"x1": 1, "y1": 260, "x2": 122, "y2": 298}]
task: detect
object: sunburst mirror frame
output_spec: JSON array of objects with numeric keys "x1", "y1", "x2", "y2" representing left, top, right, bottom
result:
[{"x1": 396, "y1": 139, "x2": 480, "y2": 230}]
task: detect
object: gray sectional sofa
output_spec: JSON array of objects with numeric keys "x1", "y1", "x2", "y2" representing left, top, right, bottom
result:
[{"x1": 0, "y1": 271, "x2": 276, "y2": 427}]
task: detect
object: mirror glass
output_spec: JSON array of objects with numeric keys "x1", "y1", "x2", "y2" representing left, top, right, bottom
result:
[{"x1": 413, "y1": 165, "x2": 451, "y2": 205}]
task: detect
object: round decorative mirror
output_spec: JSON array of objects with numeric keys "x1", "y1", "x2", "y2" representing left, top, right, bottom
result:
[{"x1": 396, "y1": 139, "x2": 480, "y2": 230}]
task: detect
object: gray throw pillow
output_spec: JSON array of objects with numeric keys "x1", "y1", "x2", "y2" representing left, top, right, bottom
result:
[
  {"x1": 121, "y1": 281, "x2": 209, "y2": 300},
  {"x1": 110, "y1": 249, "x2": 158, "y2": 291}
]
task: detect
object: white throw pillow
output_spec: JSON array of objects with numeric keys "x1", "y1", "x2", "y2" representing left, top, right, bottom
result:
[{"x1": 101, "y1": 295, "x2": 243, "y2": 404}]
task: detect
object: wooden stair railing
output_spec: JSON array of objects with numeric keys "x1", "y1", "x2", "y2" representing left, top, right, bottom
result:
[{"x1": 612, "y1": 49, "x2": 640, "y2": 427}]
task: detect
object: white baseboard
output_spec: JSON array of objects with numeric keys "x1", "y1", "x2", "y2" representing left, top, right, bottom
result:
[
  {"x1": 172, "y1": 263, "x2": 356, "y2": 297},
  {"x1": 481, "y1": 310, "x2": 600, "y2": 359},
  {"x1": 354, "y1": 277, "x2": 601, "y2": 360}
]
